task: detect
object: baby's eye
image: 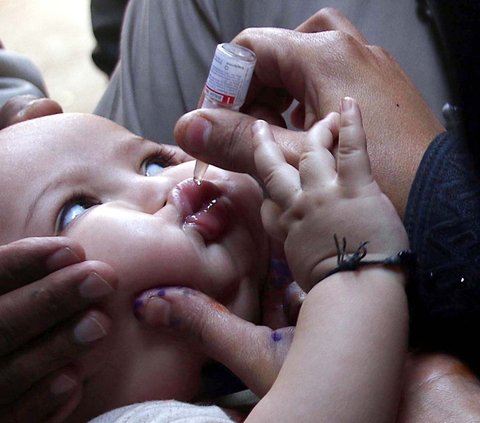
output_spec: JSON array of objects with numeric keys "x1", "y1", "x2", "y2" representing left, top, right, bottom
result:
[
  {"x1": 143, "y1": 157, "x2": 166, "y2": 176},
  {"x1": 56, "y1": 197, "x2": 100, "y2": 233}
]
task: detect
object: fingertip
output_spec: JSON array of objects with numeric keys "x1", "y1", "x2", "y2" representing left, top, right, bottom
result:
[
  {"x1": 252, "y1": 120, "x2": 278, "y2": 150},
  {"x1": 45, "y1": 245, "x2": 84, "y2": 272},
  {"x1": 251, "y1": 119, "x2": 268, "y2": 135},
  {"x1": 174, "y1": 112, "x2": 212, "y2": 154},
  {"x1": 340, "y1": 97, "x2": 363, "y2": 124}
]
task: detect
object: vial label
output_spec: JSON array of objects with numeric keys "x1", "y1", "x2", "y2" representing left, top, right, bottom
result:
[{"x1": 203, "y1": 43, "x2": 256, "y2": 111}]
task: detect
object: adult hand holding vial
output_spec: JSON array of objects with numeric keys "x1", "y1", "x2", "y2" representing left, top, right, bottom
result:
[{"x1": 193, "y1": 43, "x2": 256, "y2": 184}]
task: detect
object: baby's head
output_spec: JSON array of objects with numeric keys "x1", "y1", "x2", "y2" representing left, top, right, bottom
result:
[{"x1": 0, "y1": 113, "x2": 269, "y2": 419}]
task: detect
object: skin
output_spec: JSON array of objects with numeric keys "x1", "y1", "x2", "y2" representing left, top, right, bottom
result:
[
  {"x1": 174, "y1": 8, "x2": 445, "y2": 218},
  {"x1": 139, "y1": 100, "x2": 409, "y2": 422},
  {"x1": 0, "y1": 97, "x2": 111, "y2": 422},
  {"x1": 0, "y1": 113, "x2": 269, "y2": 421}
]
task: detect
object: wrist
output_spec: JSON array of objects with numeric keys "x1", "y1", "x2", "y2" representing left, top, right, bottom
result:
[{"x1": 308, "y1": 235, "x2": 414, "y2": 290}]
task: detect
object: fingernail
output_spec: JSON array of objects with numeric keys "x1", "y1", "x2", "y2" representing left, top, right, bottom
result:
[
  {"x1": 134, "y1": 294, "x2": 171, "y2": 326},
  {"x1": 144, "y1": 297, "x2": 171, "y2": 326},
  {"x1": 79, "y1": 272, "x2": 113, "y2": 299},
  {"x1": 50, "y1": 373, "x2": 77, "y2": 395},
  {"x1": 185, "y1": 115, "x2": 212, "y2": 153},
  {"x1": 45, "y1": 247, "x2": 82, "y2": 272},
  {"x1": 73, "y1": 315, "x2": 108, "y2": 344},
  {"x1": 251, "y1": 119, "x2": 266, "y2": 135},
  {"x1": 341, "y1": 97, "x2": 354, "y2": 112}
]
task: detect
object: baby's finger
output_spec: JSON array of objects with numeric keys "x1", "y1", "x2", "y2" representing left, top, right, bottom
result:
[
  {"x1": 252, "y1": 120, "x2": 300, "y2": 208},
  {"x1": 300, "y1": 112, "x2": 339, "y2": 189},
  {"x1": 336, "y1": 97, "x2": 373, "y2": 187},
  {"x1": 135, "y1": 287, "x2": 294, "y2": 397},
  {"x1": 261, "y1": 199, "x2": 286, "y2": 242}
]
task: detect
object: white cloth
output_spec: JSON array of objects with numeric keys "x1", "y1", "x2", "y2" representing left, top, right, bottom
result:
[{"x1": 89, "y1": 400, "x2": 235, "y2": 423}]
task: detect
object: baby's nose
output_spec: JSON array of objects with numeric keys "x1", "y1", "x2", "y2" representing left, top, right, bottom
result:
[{"x1": 125, "y1": 177, "x2": 170, "y2": 214}]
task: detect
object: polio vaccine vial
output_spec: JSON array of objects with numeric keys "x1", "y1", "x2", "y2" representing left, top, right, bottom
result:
[{"x1": 193, "y1": 43, "x2": 256, "y2": 184}]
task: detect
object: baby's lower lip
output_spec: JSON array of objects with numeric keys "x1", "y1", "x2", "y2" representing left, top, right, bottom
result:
[
  {"x1": 170, "y1": 179, "x2": 230, "y2": 242},
  {"x1": 184, "y1": 197, "x2": 229, "y2": 241}
]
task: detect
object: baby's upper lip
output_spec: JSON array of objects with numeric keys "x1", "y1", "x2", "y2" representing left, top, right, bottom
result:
[{"x1": 169, "y1": 179, "x2": 222, "y2": 219}]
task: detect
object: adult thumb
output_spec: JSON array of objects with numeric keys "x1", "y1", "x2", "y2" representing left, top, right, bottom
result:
[{"x1": 134, "y1": 286, "x2": 294, "y2": 397}]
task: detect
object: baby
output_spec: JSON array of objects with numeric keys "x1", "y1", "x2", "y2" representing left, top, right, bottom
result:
[
  {"x1": 0, "y1": 112, "x2": 269, "y2": 421},
  {"x1": 0, "y1": 97, "x2": 409, "y2": 422}
]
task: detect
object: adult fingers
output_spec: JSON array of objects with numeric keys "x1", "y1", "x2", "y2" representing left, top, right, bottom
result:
[
  {"x1": 0, "y1": 310, "x2": 111, "y2": 404},
  {"x1": 252, "y1": 120, "x2": 300, "y2": 209},
  {"x1": 261, "y1": 258, "x2": 295, "y2": 330},
  {"x1": 336, "y1": 97, "x2": 373, "y2": 188},
  {"x1": 135, "y1": 287, "x2": 294, "y2": 397},
  {"x1": 0, "y1": 259, "x2": 117, "y2": 356},
  {"x1": 0, "y1": 96, "x2": 62, "y2": 129},
  {"x1": 0, "y1": 367, "x2": 82, "y2": 423},
  {"x1": 175, "y1": 108, "x2": 306, "y2": 177},
  {"x1": 295, "y1": 7, "x2": 368, "y2": 44},
  {"x1": 0, "y1": 237, "x2": 84, "y2": 295}
]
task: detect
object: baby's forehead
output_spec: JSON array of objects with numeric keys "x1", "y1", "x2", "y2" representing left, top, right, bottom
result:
[{"x1": 0, "y1": 113, "x2": 135, "y2": 156}]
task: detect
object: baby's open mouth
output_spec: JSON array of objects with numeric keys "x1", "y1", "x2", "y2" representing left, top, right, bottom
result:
[{"x1": 171, "y1": 179, "x2": 230, "y2": 241}]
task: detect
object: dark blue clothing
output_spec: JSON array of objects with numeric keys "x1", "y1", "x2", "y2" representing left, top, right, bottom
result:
[{"x1": 405, "y1": 130, "x2": 480, "y2": 372}]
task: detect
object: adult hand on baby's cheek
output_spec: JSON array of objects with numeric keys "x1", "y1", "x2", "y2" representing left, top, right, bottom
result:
[
  {"x1": 0, "y1": 237, "x2": 117, "y2": 422},
  {"x1": 134, "y1": 287, "x2": 295, "y2": 397},
  {"x1": 253, "y1": 99, "x2": 409, "y2": 292}
]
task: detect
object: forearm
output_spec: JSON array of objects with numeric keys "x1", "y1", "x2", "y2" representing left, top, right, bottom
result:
[{"x1": 247, "y1": 268, "x2": 408, "y2": 423}]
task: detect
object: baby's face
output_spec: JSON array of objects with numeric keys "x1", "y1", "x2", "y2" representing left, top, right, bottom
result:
[{"x1": 0, "y1": 114, "x2": 268, "y2": 414}]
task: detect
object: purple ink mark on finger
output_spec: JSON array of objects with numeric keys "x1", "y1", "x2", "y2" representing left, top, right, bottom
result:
[
  {"x1": 133, "y1": 298, "x2": 144, "y2": 320},
  {"x1": 271, "y1": 330, "x2": 282, "y2": 342},
  {"x1": 156, "y1": 288, "x2": 166, "y2": 297}
]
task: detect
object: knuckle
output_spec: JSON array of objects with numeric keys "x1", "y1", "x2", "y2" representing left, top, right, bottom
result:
[
  {"x1": 31, "y1": 286, "x2": 64, "y2": 317},
  {"x1": 327, "y1": 30, "x2": 356, "y2": 49},
  {"x1": 314, "y1": 7, "x2": 343, "y2": 22}
]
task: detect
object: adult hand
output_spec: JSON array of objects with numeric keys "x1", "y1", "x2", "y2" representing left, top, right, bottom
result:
[
  {"x1": 0, "y1": 237, "x2": 117, "y2": 423},
  {"x1": 0, "y1": 95, "x2": 62, "y2": 129},
  {"x1": 174, "y1": 8, "x2": 445, "y2": 217},
  {"x1": 397, "y1": 352, "x2": 480, "y2": 422},
  {"x1": 134, "y1": 281, "x2": 304, "y2": 398}
]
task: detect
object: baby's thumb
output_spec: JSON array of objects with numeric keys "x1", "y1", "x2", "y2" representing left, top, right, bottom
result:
[{"x1": 134, "y1": 286, "x2": 294, "y2": 397}]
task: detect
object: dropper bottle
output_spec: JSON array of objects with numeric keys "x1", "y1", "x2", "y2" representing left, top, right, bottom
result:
[{"x1": 193, "y1": 43, "x2": 256, "y2": 184}]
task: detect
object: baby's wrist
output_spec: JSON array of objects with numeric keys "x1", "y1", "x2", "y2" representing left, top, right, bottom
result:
[{"x1": 307, "y1": 236, "x2": 415, "y2": 290}]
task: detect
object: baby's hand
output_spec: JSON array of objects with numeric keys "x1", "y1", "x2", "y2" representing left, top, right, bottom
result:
[{"x1": 252, "y1": 97, "x2": 409, "y2": 292}]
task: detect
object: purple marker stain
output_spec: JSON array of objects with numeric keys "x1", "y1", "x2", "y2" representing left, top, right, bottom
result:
[
  {"x1": 133, "y1": 298, "x2": 144, "y2": 320},
  {"x1": 271, "y1": 330, "x2": 282, "y2": 342},
  {"x1": 268, "y1": 259, "x2": 294, "y2": 288}
]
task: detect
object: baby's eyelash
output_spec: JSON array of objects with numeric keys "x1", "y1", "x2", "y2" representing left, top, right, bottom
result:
[
  {"x1": 144, "y1": 144, "x2": 187, "y2": 168},
  {"x1": 55, "y1": 191, "x2": 100, "y2": 234}
]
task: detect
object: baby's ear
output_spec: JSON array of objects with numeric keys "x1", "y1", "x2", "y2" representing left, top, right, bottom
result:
[{"x1": 0, "y1": 95, "x2": 63, "y2": 129}]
